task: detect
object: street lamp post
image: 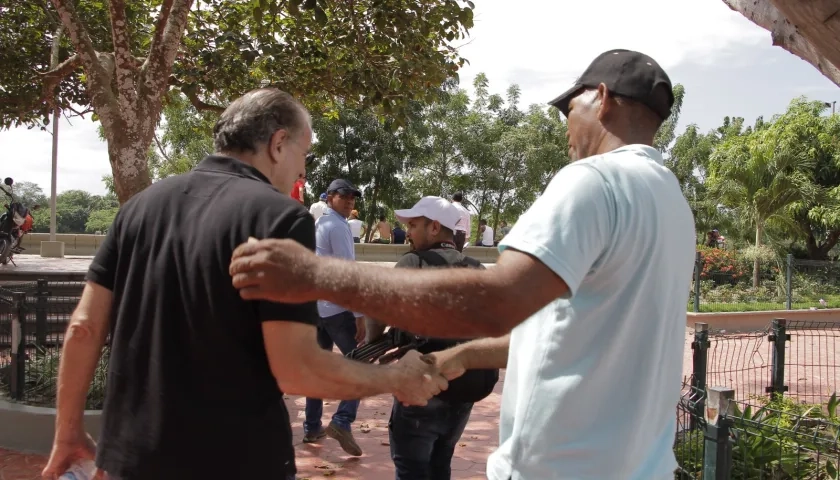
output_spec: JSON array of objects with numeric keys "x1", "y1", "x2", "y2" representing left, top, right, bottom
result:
[{"x1": 41, "y1": 27, "x2": 66, "y2": 258}]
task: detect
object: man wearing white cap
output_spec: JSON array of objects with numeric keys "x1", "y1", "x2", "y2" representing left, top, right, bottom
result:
[{"x1": 364, "y1": 196, "x2": 499, "y2": 480}]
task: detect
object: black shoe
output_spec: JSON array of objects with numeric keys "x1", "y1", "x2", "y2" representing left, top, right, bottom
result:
[
  {"x1": 302, "y1": 427, "x2": 326, "y2": 443},
  {"x1": 326, "y1": 422, "x2": 363, "y2": 456}
]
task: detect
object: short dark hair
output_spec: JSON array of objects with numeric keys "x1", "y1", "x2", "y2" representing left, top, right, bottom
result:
[
  {"x1": 379, "y1": 215, "x2": 386, "y2": 221},
  {"x1": 452, "y1": 192, "x2": 463, "y2": 202},
  {"x1": 479, "y1": 219, "x2": 487, "y2": 225},
  {"x1": 213, "y1": 88, "x2": 308, "y2": 153}
]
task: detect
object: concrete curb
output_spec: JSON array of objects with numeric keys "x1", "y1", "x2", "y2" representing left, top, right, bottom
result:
[{"x1": 0, "y1": 400, "x2": 102, "y2": 454}]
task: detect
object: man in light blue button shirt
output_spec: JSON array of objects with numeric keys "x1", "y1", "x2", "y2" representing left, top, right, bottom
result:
[{"x1": 303, "y1": 178, "x2": 367, "y2": 457}]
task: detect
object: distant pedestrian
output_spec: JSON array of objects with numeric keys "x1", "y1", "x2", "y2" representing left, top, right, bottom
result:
[
  {"x1": 310, "y1": 192, "x2": 328, "y2": 219},
  {"x1": 451, "y1": 193, "x2": 471, "y2": 252},
  {"x1": 347, "y1": 210, "x2": 365, "y2": 243}
]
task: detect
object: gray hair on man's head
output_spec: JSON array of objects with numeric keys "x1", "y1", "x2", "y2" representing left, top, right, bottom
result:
[{"x1": 213, "y1": 88, "x2": 310, "y2": 154}]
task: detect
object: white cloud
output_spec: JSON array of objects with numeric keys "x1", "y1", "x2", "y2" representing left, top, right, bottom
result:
[
  {"x1": 455, "y1": 0, "x2": 768, "y2": 108},
  {"x1": 1, "y1": 113, "x2": 111, "y2": 195},
  {"x1": 0, "y1": 0, "x2": 828, "y2": 196}
]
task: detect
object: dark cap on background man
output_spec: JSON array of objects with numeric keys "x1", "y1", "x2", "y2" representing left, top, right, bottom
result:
[
  {"x1": 327, "y1": 179, "x2": 362, "y2": 197},
  {"x1": 549, "y1": 49, "x2": 674, "y2": 120}
]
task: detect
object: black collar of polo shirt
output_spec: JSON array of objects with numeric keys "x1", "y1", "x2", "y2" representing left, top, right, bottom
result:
[{"x1": 194, "y1": 155, "x2": 272, "y2": 185}]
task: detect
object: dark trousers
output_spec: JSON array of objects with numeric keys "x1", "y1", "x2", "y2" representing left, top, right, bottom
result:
[
  {"x1": 388, "y1": 397, "x2": 474, "y2": 480},
  {"x1": 454, "y1": 231, "x2": 466, "y2": 252},
  {"x1": 304, "y1": 311, "x2": 360, "y2": 432}
]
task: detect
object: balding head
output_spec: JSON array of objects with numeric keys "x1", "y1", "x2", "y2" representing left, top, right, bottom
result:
[
  {"x1": 213, "y1": 88, "x2": 313, "y2": 195},
  {"x1": 213, "y1": 88, "x2": 310, "y2": 154}
]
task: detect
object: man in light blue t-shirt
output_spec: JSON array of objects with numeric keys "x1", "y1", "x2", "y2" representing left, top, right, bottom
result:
[{"x1": 229, "y1": 49, "x2": 697, "y2": 479}]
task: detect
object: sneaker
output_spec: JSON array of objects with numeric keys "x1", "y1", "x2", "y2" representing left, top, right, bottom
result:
[
  {"x1": 302, "y1": 427, "x2": 326, "y2": 443},
  {"x1": 326, "y1": 422, "x2": 363, "y2": 456}
]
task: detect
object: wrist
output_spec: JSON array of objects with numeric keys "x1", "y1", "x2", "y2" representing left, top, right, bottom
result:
[
  {"x1": 381, "y1": 363, "x2": 405, "y2": 394},
  {"x1": 450, "y1": 343, "x2": 473, "y2": 370},
  {"x1": 55, "y1": 419, "x2": 85, "y2": 442}
]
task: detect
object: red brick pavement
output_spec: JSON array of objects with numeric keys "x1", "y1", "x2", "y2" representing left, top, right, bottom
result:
[{"x1": 0, "y1": 374, "x2": 505, "y2": 480}]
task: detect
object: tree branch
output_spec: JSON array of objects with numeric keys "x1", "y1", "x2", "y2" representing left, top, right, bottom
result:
[
  {"x1": 49, "y1": 0, "x2": 119, "y2": 114},
  {"x1": 182, "y1": 88, "x2": 225, "y2": 113},
  {"x1": 142, "y1": 0, "x2": 193, "y2": 100},
  {"x1": 168, "y1": 76, "x2": 226, "y2": 113},
  {"x1": 107, "y1": 0, "x2": 138, "y2": 108},
  {"x1": 153, "y1": 131, "x2": 172, "y2": 162},
  {"x1": 148, "y1": 0, "x2": 175, "y2": 59},
  {"x1": 722, "y1": 0, "x2": 840, "y2": 87},
  {"x1": 38, "y1": 55, "x2": 80, "y2": 108}
]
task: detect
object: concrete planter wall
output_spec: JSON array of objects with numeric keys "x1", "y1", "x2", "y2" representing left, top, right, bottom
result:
[
  {"x1": 21, "y1": 233, "x2": 500, "y2": 263},
  {"x1": 687, "y1": 308, "x2": 840, "y2": 332},
  {"x1": 0, "y1": 400, "x2": 102, "y2": 454}
]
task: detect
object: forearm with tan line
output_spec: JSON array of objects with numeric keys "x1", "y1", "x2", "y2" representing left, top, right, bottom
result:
[
  {"x1": 54, "y1": 283, "x2": 112, "y2": 440},
  {"x1": 278, "y1": 346, "x2": 401, "y2": 400}
]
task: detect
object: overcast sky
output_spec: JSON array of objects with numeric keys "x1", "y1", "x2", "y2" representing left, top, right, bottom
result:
[{"x1": 2, "y1": 0, "x2": 838, "y2": 196}]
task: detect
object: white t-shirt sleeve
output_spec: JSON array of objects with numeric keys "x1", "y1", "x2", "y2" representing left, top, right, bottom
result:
[{"x1": 499, "y1": 163, "x2": 614, "y2": 297}]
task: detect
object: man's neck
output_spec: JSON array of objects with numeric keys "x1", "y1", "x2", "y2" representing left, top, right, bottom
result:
[{"x1": 592, "y1": 131, "x2": 654, "y2": 157}]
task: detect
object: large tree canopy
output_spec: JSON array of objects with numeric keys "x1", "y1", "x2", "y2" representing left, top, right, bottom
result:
[{"x1": 0, "y1": 0, "x2": 474, "y2": 203}]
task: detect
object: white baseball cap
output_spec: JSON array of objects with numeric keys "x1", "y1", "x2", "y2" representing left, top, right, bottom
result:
[{"x1": 394, "y1": 196, "x2": 464, "y2": 231}]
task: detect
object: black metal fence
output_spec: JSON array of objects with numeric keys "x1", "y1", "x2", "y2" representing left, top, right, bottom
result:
[
  {"x1": 690, "y1": 253, "x2": 840, "y2": 313},
  {"x1": 675, "y1": 386, "x2": 840, "y2": 480},
  {"x1": 0, "y1": 277, "x2": 107, "y2": 407},
  {"x1": 687, "y1": 319, "x2": 840, "y2": 406},
  {"x1": 676, "y1": 319, "x2": 840, "y2": 478}
]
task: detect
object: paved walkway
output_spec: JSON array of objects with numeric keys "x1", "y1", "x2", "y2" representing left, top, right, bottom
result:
[{"x1": 0, "y1": 375, "x2": 504, "y2": 480}]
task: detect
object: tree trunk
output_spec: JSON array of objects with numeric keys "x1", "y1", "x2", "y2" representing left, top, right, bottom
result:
[
  {"x1": 49, "y1": 0, "x2": 193, "y2": 205},
  {"x1": 364, "y1": 183, "x2": 379, "y2": 243},
  {"x1": 105, "y1": 125, "x2": 154, "y2": 203},
  {"x1": 722, "y1": 0, "x2": 840, "y2": 87},
  {"x1": 753, "y1": 222, "x2": 763, "y2": 288},
  {"x1": 805, "y1": 229, "x2": 840, "y2": 260}
]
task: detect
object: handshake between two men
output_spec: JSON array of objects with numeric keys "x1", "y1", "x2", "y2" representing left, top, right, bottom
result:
[
  {"x1": 238, "y1": 237, "x2": 469, "y2": 408},
  {"x1": 378, "y1": 348, "x2": 466, "y2": 406}
]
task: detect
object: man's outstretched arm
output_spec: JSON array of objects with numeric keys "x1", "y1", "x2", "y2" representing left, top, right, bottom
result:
[
  {"x1": 423, "y1": 334, "x2": 511, "y2": 380},
  {"x1": 233, "y1": 164, "x2": 615, "y2": 340},
  {"x1": 262, "y1": 321, "x2": 446, "y2": 405},
  {"x1": 233, "y1": 244, "x2": 568, "y2": 338}
]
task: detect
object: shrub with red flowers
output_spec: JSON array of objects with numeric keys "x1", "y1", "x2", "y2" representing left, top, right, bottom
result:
[{"x1": 697, "y1": 246, "x2": 749, "y2": 285}]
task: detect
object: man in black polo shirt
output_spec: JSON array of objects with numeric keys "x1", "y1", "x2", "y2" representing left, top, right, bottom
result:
[{"x1": 42, "y1": 88, "x2": 448, "y2": 480}]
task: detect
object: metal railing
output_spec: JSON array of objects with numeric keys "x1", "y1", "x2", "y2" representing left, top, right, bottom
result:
[
  {"x1": 690, "y1": 253, "x2": 840, "y2": 313},
  {"x1": 0, "y1": 279, "x2": 108, "y2": 407},
  {"x1": 675, "y1": 386, "x2": 840, "y2": 479},
  {"x1": 686, "y1": 320, "x2": 840, "y2": 406},
  {"x1": 676, "y1": 319, "x2": 840, "y2": 478}
]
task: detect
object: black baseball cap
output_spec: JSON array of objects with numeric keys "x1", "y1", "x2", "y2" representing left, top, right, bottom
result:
[
  {"x1": 549, "y1": 49, "x2": 674, "y2": 120},
  {"x1": 327, "y1": 179, "x2": 362, "y2": 197}
]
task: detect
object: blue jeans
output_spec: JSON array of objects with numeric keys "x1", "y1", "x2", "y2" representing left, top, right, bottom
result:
[
  {"x1": 388, "y1": 397, "x2": 474, "y2": 480},
  {"x1": 304, "y1": 311, "x2": 360, "y2": 433}
]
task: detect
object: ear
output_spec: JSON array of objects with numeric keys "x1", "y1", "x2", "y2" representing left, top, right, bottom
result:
[
  {"x1": 268, "y1": 128, "x2": 290, "y2": 161},
  {"x1": 595, "y1": 83, "x2": 612, "y2": 121}
]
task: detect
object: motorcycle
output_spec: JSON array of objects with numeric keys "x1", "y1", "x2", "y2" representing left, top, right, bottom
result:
[{"x1": 0, "y1": 177, "x2": 39, "y2": 266}]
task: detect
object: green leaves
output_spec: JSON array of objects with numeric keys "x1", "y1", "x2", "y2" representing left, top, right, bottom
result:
[{"x1": 2, "y1": 0, "x2": 475, "y2": 133}]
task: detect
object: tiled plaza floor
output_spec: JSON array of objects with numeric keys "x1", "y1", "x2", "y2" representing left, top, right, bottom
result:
[
  {"x1": 1, "y1": 255, "x2": 501, "y2": 479},
  {"x1": 0, "y1": 375, "x2": 504, "y2": 480}
]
